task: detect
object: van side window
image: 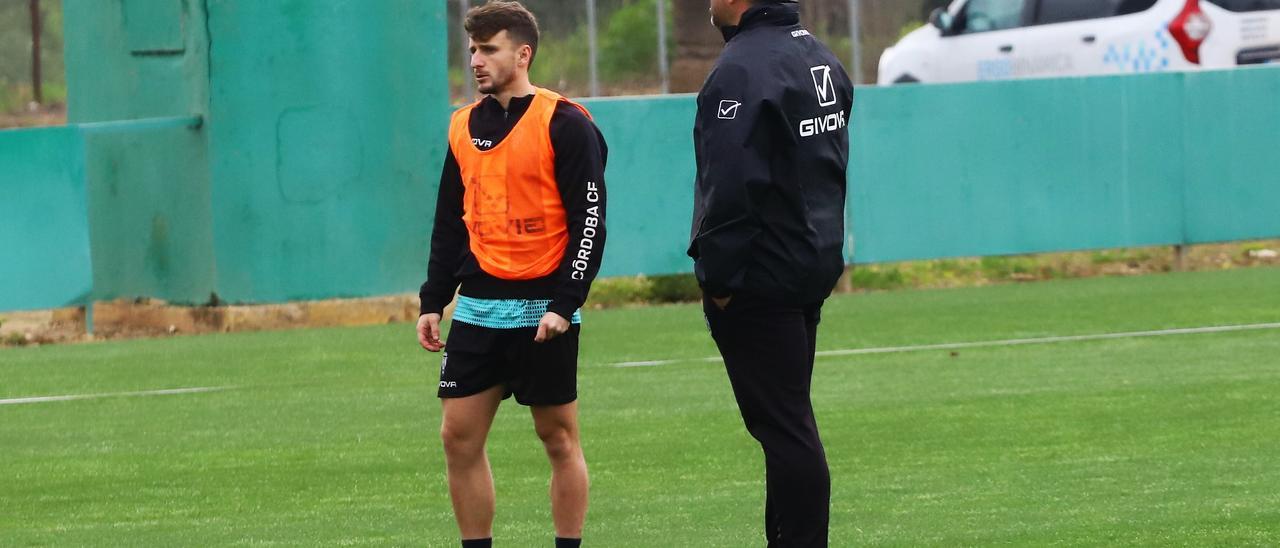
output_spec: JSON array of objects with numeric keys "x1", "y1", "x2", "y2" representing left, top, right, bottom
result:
[
  {"x1": 1205, "y1": 0, "x2": 1280, "y2": 11},
  {"x1": 1114, "y1": 0, "x2": 1161, "y2": 15},
  {"x1": 957, "y1": 0, "x2": 1027, "y2": 34},
  {"x1": 1035, "y1": 0, "x2": 1158, "y2": 24}
]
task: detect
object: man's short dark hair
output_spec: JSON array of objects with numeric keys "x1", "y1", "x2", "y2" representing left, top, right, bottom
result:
[{"x1": 465, "y1": 1, "x2": 540, "y2": 67}]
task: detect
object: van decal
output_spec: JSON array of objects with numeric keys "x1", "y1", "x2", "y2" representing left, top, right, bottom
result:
[{"x1": 1103, "y1": 29, "x2": 1174, "y2": 72}]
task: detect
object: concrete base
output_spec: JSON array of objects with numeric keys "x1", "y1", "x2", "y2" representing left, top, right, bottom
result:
[{"x1": 1, "y1": 294, "x2": 434, "y2": 346}]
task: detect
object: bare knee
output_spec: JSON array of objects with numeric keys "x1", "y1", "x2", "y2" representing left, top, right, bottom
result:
[
  {"x1": 440, "y1": 423, "x2": 485, "y2": 461},
  {"x1": 536, "y1": 425, "x2": 579, "y2": 463}
]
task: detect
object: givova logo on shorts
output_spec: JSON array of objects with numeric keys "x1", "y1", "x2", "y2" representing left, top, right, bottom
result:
[{"x1": 440, "y1": 353, "x2": 457, "y2": 388}]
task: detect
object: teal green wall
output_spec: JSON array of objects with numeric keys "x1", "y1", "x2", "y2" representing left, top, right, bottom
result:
[
  {"x1": 0, "y1": 127, "x2": 93, "y2": 311},
  {"x1": 848, "y1": 68, "x2": 1280, "y2": 264},
  {"x1": 1182, "y1": 68, "x2": 1280, "y2": 245},
  {"x1": 62, "y1": 0, "x2": 215, "y2": 305},
  {"x1": 205, "y1": 0, "x2": 448, "y2": 303},
  {"x1": 82, "y1": 117, "x2": 215, "y2": 304},
  {"x1": 578, "y1": 95, "x2": 697, "y2": 277},
  {"x1": 53, "y1": 0, "x2": 449, "y2": 306},
  {"x1": 63, "y1": 0, "x2": 209, "y2": 123},
  {"x1": 848, "y1": 73, "x2": 1185, "y2": 263}
]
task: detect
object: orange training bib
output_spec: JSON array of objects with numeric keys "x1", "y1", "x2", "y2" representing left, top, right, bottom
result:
[{"x1": 447, "y1": 88, "x2": 592, "y2": 280}]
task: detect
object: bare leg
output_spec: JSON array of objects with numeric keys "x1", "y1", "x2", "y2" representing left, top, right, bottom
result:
[
  {"x1": 531, "y1": 402, "x2": 589, "y2": 538},
  {"x1": 441, "y1": 385, "x2": 505, "y2": 540}
]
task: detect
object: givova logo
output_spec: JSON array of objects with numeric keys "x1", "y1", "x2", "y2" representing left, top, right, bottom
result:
[
  {"x1": 799, "y1": 110, "x2": 846, "y2": 138},
  {"x1": 440, "y1": 353, "x2": 456, "y2": 388},
  {"x1": 810, "y1": 65, "x2": 837, "y2": 107}
]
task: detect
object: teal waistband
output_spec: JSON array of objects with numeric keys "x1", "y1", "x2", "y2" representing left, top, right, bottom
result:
[{"x1": 452, "y1": 296, "x2": 582, "y2": 329}]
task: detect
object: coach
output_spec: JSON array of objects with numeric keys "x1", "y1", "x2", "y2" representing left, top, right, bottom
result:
[{"x1": 687, "y1": 0, "x2": 854, "y2": 546}]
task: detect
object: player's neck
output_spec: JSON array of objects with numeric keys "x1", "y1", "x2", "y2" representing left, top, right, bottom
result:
[{"x1": 492, "y1": 78, "x2": 536, "y2": 111}]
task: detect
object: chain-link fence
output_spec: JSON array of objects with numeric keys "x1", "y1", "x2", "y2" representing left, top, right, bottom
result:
[
  {"x1": 445, "y1": 0, "x2": 950, "y2": 103},
  {"x1": 447, "y1": 0, "x2": 675, "y2": 102}
]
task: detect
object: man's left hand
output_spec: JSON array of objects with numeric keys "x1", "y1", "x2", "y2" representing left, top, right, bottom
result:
[{"x1": 534, "y1": 312, "x2": 570, "y2": 343}]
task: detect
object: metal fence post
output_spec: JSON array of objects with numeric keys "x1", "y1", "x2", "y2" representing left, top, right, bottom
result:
[
  {"x1": 848, "y1": 0, "x2": 862, "y2": 85},
  {"x1": 459, "y1": 0, "x2": 474, "y2": 101},
  {"x1": 587, "y1": 0, "x2": 600, "y2": 97},
  {"x1": 30, "y1": 0, "x2": 43, "y2": 104},
  {"x1": 657, "y1": 0, "x2": 669, "y2": 94}
]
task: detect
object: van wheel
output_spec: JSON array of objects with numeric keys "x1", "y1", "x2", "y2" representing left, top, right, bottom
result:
[{"x1": 893, "y1": 74, "x2": 920, "y2": 84}]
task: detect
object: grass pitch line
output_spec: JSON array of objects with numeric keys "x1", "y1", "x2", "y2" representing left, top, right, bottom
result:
[
  {"x1": 0, "y1": 386, "x2": 235, "y2": 406},
  {"x1": 611, "y1": 322, "x2": 1280, "y2": 368}
]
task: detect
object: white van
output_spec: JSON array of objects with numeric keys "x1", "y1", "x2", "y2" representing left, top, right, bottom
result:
[{"x1": 878, "y1": 0, "x2": 1280, "y2": 84}]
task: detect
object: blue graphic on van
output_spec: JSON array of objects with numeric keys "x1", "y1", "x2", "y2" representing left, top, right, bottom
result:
[
  {"x1": 1104, "y1": 29, "x2": 1173, "y2": 73},
  {"x1": 977, "y1": 59, "x2": 1014, "y2": 80}
]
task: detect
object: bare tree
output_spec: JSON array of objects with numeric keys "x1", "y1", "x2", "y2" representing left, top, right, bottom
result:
[
  {"x1": 671, "y1": 2, "x2": 721, "y2": 93},
  {"x1": 671, "y1": 0, "x2": 856, "y2": 91}
]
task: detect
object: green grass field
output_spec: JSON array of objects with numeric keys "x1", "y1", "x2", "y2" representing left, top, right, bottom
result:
[{"x1": 3, "y1": 267, "x2": 1280, "y2": 546}]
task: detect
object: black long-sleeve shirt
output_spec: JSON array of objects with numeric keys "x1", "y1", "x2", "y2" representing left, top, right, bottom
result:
[{"x1": 420, "y1": 94, "x2": 609, "y2": 321}]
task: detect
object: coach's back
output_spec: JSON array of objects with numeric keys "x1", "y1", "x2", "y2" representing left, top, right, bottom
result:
[{"x1": 690, "y1": 1, "x2": 854, "y2": 305}]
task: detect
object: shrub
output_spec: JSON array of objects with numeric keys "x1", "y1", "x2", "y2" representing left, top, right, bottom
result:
[
  {"x1": 646, "y1": 273, "x2": 701, "y2": 303},
  {"x1": 599, "y1": 0, "x2": 673, "y2": 82},
  {"x1": 585, "y1": 275, "x2": 652, "y2": 308},
  {"x1": 530, "y1": 27, "x2": 591, "y2": 92},
  {"x1": 849, "y1": 265, "x2": 906, "y2": 291}
]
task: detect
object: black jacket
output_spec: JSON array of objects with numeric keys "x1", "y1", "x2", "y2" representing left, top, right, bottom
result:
[
  {"x1": 688, "y1": 3, "x2": 853, "y2": 305},
  {"x1": 420, "y1": 94, "x2": 608, "y2": 320}
]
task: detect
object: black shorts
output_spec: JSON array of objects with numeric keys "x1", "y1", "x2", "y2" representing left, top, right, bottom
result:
[{"x1": 436, "y1": 320, "x2": 580, "y2": 406}]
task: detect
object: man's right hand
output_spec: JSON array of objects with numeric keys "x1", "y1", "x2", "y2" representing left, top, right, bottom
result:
[{"x1": 417, "y1": 313, "x2": 445, "y2": 352}]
